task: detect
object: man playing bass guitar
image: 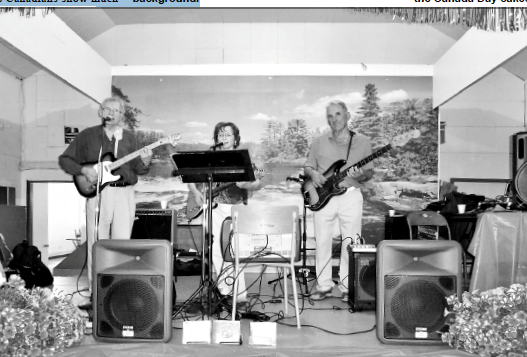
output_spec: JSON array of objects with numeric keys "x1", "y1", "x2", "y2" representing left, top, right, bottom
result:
[
  {"x1": 188, "y1": 122, "x2": 262, "y2": 311},
  {"x1": 304, "y1": 100, "x2": 373, "y2": 302}
]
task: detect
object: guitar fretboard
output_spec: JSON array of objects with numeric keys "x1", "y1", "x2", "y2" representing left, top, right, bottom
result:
[
  {"x1": 108, "y1": 140, "x2": 167, "y2": 171},
  {"x1": 332, "y1": 144, "x2": 392, "y2": 183}
]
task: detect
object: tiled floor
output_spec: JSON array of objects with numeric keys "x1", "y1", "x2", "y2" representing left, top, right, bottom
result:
[{"x1": 48, "y1": 256, "x2": 470, "y2": 357}]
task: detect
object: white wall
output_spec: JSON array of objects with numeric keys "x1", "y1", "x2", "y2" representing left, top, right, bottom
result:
[
  {"x1": 439, "y1": 67, "x2": 526, "y2": 192},
  {"x1": 19, "y1": 70, "x2": 101, "y2": 205},
  {"x1": 89, "y1": 23, "x2": 456, "y2": 66},
  {"x1": 47, "y1": 183, "x2": 86, "y2": 257},
  {"x1": 0, "y1": 70, "x2": 23, "y2": 199}
]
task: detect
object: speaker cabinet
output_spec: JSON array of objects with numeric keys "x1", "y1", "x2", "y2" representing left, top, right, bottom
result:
[
  {"x1": 176, "y1": 223, "x2": 203, "y2": 254},
  {"x1": 348, "y1": 250, "x2": 376, "y2": 310},
  {"x1": 131, "y1": 209, "x2": 176, "y2": 244},
  {"x1": 376, "y1": 240, "x2": 462, "y2": 345},
  {"x1": 512, "y1": 132, "x2": 527, "y2": 178},
  {"x1": 93, "y1": 239, "x2": 173, "y2": 343}
]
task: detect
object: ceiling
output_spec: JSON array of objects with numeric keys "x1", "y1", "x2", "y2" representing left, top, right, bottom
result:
[{"x1": 0, "y1": 8, "x2": 479, "y2": 80}]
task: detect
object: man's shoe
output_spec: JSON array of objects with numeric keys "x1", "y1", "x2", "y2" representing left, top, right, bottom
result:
[
  {"x1": 77, "y1": 295, "x2": 92, "y2": 311},
  {"x1": 341, "y1": 292, "x2": 349, "y2": 302},
  {"x1": 77, "y1": 301, "x2": 92, "y2": 311},
  {"x1": 310, "y1": 289, "x2": 333, "y2": 301}
]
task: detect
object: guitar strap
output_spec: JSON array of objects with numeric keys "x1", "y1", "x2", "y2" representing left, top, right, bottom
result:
[{"x1": 345, "y1": 130, "x2": 355, "y2": 163}]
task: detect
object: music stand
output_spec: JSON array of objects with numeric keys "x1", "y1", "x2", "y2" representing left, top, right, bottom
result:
[{"x1": 171, "y1": 149, "x2": 255, "y2": 317}]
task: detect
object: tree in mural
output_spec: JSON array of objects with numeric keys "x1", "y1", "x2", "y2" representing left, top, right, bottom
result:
[
  {"x1": 372, "y1": 97, "x2": 438, "y2": 181},
  {"x1": 261, "y1": 119, "x2": 310, "y2": 161},
  {"x1": 354, "y1": 83, "x2": 382, "y2": 140},
  {"x1": 112, "y1": 85, "x2": 142, "y2": 131}
]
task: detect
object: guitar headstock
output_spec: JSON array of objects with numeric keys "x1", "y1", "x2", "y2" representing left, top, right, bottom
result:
[
  {"x1": 391, "y1": 129, "x2": 420, "y2": 148},
  {"x1": 160, "y1": 133, "x2": 181, "y2": 147}
]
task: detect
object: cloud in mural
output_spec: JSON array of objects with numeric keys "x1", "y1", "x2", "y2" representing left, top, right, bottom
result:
[
  {"x1": 249, "y1": 113, "x2": 277, "y2": 121},
  {"x1": 184, "y1": 121, "x2": 208, "y2": 127},
  {"x1": 379, "y1": 89, "x2": 409, "y2": 104},
  {"x1": 290, "y1": 92, "x2": 363, "y2": 119},
  {"x1": 295, "y1": 89, "x2": 305, "y2": 99},
  {"x1": 154, "y1": 118, "x2": 178, "y2": 124},
  {"x1": 184, "y1": 131, "x2": 210, "y2": 143}
]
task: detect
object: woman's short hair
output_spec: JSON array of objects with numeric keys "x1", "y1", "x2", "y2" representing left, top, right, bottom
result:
[{"x1": 213, "y1": 122, "x2": 241, "y2": 148}]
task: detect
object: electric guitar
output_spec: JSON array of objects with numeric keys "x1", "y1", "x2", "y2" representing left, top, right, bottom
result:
[
  {"x1": 302, "y1": 130, "x2": 420, "y2": 211},
  {"x1": 186, "y1": 167, "x2": 265, "y2": 222},
  {"x1": 74, "y1": 134, "x2": 181, "y2": 198}
]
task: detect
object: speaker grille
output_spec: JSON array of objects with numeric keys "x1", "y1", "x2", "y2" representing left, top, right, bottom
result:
[
  {"x1": 358, "y1": 262, "x2": 376, "y2": 299},
  {"x1": 96, "y1": 274, "x2": 165, "y2": 340},
  {"x1": 383, "y1": 275, "x2": 455, "y2": 340}
]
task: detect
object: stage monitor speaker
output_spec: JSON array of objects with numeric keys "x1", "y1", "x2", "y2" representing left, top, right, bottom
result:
[
  {"x1": 376, "y1": 240, "x2": 462, "y2": 345},
  {"x1": 131, "y1": 209, "x2": 176, "y2": 244},
  {"x1": 511, "y1": 132, "x2": 527, "y2": 178},
  {"x1": 93, "y1": 239, "x2": 173, "y2": 343},
  {"x1": 348, "y1": 250, "x2": 376, "y2": 310}
]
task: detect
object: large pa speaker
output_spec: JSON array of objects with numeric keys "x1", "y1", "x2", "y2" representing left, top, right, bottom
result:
[
  {"x1": 93, "y1": 239, "x2": 173, "y2": 343},
  {"x1": 348, "y1": 247, "x2": 376, "y2": 310},
  {"x1": 511, "y1": 132, "x2": 527, "y2": 178},
  {"x1": 376, "y1": 240, "x2": 462, "y2": 345},
  {"x1": 131, "y1": 209, "x2": 176, "y2": 243}
]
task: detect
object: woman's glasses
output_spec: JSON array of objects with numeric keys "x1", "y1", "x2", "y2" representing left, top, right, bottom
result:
[{"x1": 218, "y1": 134, "x2": 233, "y2": 139}]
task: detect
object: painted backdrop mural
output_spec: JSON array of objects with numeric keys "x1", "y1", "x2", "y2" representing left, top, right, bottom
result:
[{"x1": 112, "y1": 76, "x2": 438, "y2": 245}]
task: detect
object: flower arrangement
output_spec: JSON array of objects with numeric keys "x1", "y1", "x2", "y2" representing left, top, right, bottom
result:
[
  {"x1": 441, "y1": 283, "x2": 527, "y2": 357},
  {"x1": 0, "y1": 275, "x2": 85, "y2": 357}
]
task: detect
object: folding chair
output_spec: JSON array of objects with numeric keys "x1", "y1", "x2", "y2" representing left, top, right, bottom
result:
[
  {"x1": 230, "y1": 205, "x2": 301, "y2": 328},
  {"x1": 406, "y1": 211, "x2": 469, "y2": 288}
]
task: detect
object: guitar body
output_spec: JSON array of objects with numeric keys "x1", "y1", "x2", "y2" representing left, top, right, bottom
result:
[
  {"x1": 74, "y1": 153, "x2": 122, "y2": 198},
  {"x1": 185, "y1": 190, "x2": 219, "y2": 221},
  {"x1": 302, "y1": 159, "x2": 348, "y2": 211},
  {"x1": 301, "y1": 130, "x2": 421, "y2": 212},
  {"x1": 185, "y1": 167, "x2": 264, "y2": 222}
]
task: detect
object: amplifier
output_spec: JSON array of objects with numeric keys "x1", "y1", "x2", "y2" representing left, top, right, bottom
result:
[{"x1": 131, "y1": 209, "x2": 177, "y2": 244}]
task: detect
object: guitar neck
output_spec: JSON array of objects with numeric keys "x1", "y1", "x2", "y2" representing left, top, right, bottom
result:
[
  {"x1": 334, "y1": 144, "x2": 392, "y2": 182},
  {"x1": 108, "y1": 141, "x2": 164, "y2": 171},
  {"x1": 211, "y1": 182, "x2": 237, "y2": 197}
]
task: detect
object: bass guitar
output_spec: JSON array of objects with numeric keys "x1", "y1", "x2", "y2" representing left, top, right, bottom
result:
[
  {"x1": 186, "y1": 168, "x2": 265, "y2": 221},
  {"x1": 74, "y1": 134, "x2": 181, "y2": 198},
  {"x1": 301, "y1": 130, "x2": 420, "y2": 211}
]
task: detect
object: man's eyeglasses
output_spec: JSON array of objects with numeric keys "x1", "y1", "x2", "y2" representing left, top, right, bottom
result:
[
  {"x1": 102, "y1": 107, "x2": 121, "y2": 114},
  {"x1": 218, "y1": 134, "x2": 233, "y2": 139}
]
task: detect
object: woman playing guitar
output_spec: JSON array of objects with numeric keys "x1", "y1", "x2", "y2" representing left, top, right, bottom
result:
[{"x1": 187, "y1": 122, "x2": 263, "y2": 310}]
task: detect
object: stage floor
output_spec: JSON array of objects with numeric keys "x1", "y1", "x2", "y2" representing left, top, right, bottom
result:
[{"x1": 51, "y1": 263, "x2": 470, "y2": 357}]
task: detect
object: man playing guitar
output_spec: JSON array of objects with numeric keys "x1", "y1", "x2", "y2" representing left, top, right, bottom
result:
[
  {"x1": 304, "y1": 100, "x2": 373, "y2": 302},
  {"x1": 188, "y1": 122, "x2": 262, "y2": 311},
  {"x1": 58, "y1": 96, "x2": 152, "y2": 309}
]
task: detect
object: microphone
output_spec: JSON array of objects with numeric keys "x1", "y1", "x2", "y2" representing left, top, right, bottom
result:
[{"x1": 211, "y1": 142, "x2": 224, "y2": 150}]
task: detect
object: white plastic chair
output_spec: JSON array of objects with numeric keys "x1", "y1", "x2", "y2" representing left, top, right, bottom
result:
[{"x1": 230, "y1": 205, "x2": 301, "y2": 328}]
